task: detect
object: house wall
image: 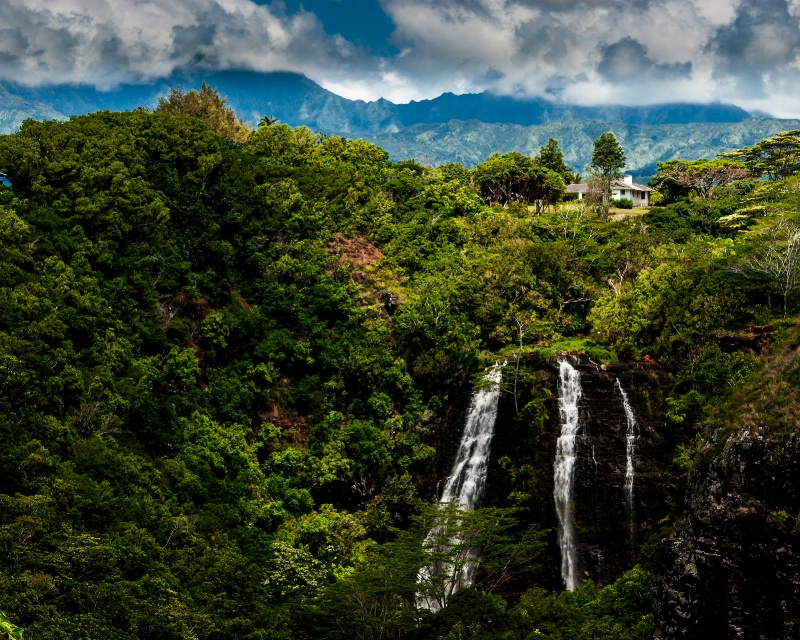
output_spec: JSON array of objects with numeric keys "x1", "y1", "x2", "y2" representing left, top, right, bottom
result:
[
  {"x1": 612, "y1": 188, "x2": 649, "y2": 206},
  {"x1": 572, "y1": 185, "x2": 649, "y2": 206}
]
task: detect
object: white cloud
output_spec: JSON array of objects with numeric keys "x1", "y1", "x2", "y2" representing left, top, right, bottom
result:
[
  {"x1": 366, "y1": 0, "x2": 800, "y2": 114},
  {"x1": 3, "y1": 0, "x2": 800, "y2": 115},
  {"x1": 374, "y1": 0, "x2": 727, "y2": 104},
  {"x1": 0, "y1": 0, "x2": 371, "y2": 88},
  {"x1": 689, "y1": 0, "x2": 743, "y2": 25}
]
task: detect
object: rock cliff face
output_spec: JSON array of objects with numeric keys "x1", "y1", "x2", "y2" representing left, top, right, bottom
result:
[
  {"x1": 543, "y1": 355, "x2": 671, "y2": 588},
  {"x1": 485, "y1": 354, "x2": 673, "y2": 590},
  {"x1": 551, "y1": 355, "x2": 670, "y2": 588},
  {"x1": 654, "y1": 430, "x2": 800, "y2": 639}
]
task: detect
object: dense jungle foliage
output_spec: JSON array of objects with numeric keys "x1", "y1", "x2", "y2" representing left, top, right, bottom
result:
[{"x1": 1, "y1": 90, "x2": 799, "y2": 639}]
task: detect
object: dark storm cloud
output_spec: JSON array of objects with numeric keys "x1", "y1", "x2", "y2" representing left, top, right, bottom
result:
[
  {"x1": 3, "y1": 0, "x2": 800, "y2": 112},
  {"x1": 709, "y1": 0, "x2": 800, "y2": 95},
  {"x1": 515, "y1": 19, "x2": 571, "y2": 65},
  {"x1": 0, "y1": 0, "x2": 377, "y2": 88},
  {"x1": 597, "y1": 37, "x2": 692, "y2": 83},
  {"x1": 476, "y1": 67, "x2": 507, "y2": 84},
  {"x1": 542, "y1": 74, "x2": 587, "y2": 100},
  {"x1": 171, "y1": 23, "x2": 218, "y2": 62},
  {"x1": 0, "y1": 4, "x2": 81, "y2": 73},
  {"x1": 0, "y1": 27, "x2": 30, "y2": 67}
]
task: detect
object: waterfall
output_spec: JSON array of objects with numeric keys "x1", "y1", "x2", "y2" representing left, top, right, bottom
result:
[
  {"x1": 554, "y1": 359, "x2": 582, "y2": 591},
  {"x1": 417, "y1": 364, "x2": 503, "y2": 611},
  {"x1": 616, "y1": 379, "x2": 637, "y2": 542}
]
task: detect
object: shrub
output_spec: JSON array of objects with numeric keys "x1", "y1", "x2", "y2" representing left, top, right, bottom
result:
[{"x1": 615, "y1": 197, "x2": 634, "y2": 209}]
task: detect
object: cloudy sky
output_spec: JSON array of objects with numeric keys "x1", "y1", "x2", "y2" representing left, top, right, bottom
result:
[{"x1": 2, "y1": 0, "x2": 800, "y2": 115}]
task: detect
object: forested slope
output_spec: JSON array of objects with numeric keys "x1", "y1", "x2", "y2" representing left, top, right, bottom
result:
[
  {"x1": 0, "y1": 70, "x2": 773, "y2": 177},
  {"x1": 1, "y1": 97, "x2": 799, "y2": 639},
  {"x1": 369, "y1": 117, "x2": 800, "y2": 178}
]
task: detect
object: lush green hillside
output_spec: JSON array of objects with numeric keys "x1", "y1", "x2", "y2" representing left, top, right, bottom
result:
[
  {"x1": 1, "y1": 93, "x2": 799, "y2": 639},
  {"x1": 0, "y1": 87, "x2": 64, "y2": 135},
  {"x1": 0, "y1": 70, "x2": 784, "y2": 180},
  {"x1": 369, "y1": 117, "x2": 800, "y2": 177}
]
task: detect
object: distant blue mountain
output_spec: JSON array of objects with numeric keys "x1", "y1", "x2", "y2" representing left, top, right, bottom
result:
[
  {"x1": 1, "y1": 69, "x2": 776, "y2": 176},
  {"x1": 0, "y1": 85, "x2": 64, "y2": 133},
  {"x1": 2, "y1": 70, "x2": 753, "y2": 137},
  {"x1": 394, "y1": 92, "x2": 752, "y2": 127}
]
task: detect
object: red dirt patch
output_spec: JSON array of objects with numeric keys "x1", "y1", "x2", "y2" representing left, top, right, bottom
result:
[
  {"x1": 188, "y1": 340, "x2": 208, "y2": 372},
  {"x1": 192, "y1": 297, "x2": 213, "y2": 320},
  {"x1": 326, "y1": 234, "x2": 383, "y2": 268},
  {"x1": 231, "y1": 284, "x2": 250, "y2": 309},
  {"x1": 258, "y1": 406, "x2": 310, "y2": 448}
]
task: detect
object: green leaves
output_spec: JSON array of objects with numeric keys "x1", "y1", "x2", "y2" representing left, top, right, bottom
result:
[
  {"x1": 509, "y1": 566, "x2": 654, "y2": 640},
  {"x1": 472, "y1": 152, "x2": 565, "y2": 212},
  {"x1": 721, "y1": 129, "x2": 800, "y2": 180},
  {"x1": 649, "y1": 158, "x2": 750, "y2": 201},
  {"x1": 311, "y1": 503, "x2": 546, "y2": 639},
  {"x1": 0, "y1": 610, "x2": 25, "y2": 639},
  {"x1": 0, "y1": 92, "x2": 786, "y2": 639},
  {"x1": 538, "y1": 138, "x2": 574, "y2": 181},
  {"x1": 590, "y1": 132, "x2": 626, "y2": 180}
]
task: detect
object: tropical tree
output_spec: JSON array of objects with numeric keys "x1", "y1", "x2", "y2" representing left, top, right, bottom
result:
[
  {"x1": 591, "y1": 132, "x2": 626, "y2": 179},
  {"x1": 735, "y1": 219, "x2": 800, "y2": 313},
  {"x1": 589, "y1": 132, "x2": 626, "y2": 217},
  {"x1": 536, "y1": 138, "x2": 575, "y2": 184},
  {"x1": 721, "y1": 130, "x2": 800, "y2": 180},
  {"x1": 313, "y1": 502, "x2": 545, "y2": 637},
  {"x1": 156, "y1": 82, "x2": 253, "y2": 142},
  {"x1": 472, "y1": 152, "x2": 564, "y2": 213},
  {"x1": 258, "y1": 115, "x2": 280, "y2": 128},
  {"x1": 649, "y1": 159, "x2": 750, "y2": 201}
]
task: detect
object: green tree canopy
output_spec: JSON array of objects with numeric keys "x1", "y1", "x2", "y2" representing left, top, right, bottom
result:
[
  {"x1": 720, "y1": 129, "x2": 800, "y2": 180},
  {"x1": 536, "y1": 138, "x2": 575, "y2": 184},
  {"x1": 590, "y1": 132, "x2": 626, "y2": 181},
  {"x1": 157, "y1": 82, "x2": 253, "y2": 142},
  {"x1": 588, "y1": 132, "x2": 626, "y2": 217},
  {"x1": 649, "y1": 159, "x2": 750, "y2": 201},
  {"x1": 472, "y1": 152, "x2": 564, "y2": 213}
]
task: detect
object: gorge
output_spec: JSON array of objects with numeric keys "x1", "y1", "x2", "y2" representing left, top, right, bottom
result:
[
  {"x1": 3, "y1": 96, "x2": 800, "y2": 639},
  {"x1": 433, "y1": 353, "x2": 668, "y2": 595}
]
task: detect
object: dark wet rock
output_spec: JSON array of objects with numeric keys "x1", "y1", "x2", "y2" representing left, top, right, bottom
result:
[
  {"x1": 653, "y1": 430, "x2": 800, "y2": 639},
  {"x1": 550, "y1": 357, "x2": 670, "y2": 587},
  {"x1": 715, "y1": 325, "x2": 773, "y2": 355},
  {"x1": 488, "y1": 354, "x2": 671, "y2": 589}
]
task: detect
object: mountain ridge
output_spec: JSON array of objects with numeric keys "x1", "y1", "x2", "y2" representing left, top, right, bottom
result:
[
  {"x1": 0, "y1": 86, "x2": 65, "y2": 134},
  {"x1": 368, "y1": 116, "x2": 800, "y2": 177},
  {"x1": 0, "y1": 69, "x2": 781, "y2": 177},
  {"x1": 2, "y1": 69, "x2": 754, "y2": 135}
]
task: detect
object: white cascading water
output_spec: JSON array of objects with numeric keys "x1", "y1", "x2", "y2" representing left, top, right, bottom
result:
[
  {"x1": 554, "y1": 359, "x2": 582, "y2": 591},
  {"x1": 417, "y1": 364, "x2": 503, "y2": 611},
  {"x1": 616, "y1": 379, "x2": 637, "y2": 541}
]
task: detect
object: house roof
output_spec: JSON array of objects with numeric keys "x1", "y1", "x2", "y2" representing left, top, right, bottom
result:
[
  {"x1": 613, "y1": 179, "x2": 652, "y2": 192},
  {"x1": 564, "y1": 179, "x2": 652, "y2": 193}
]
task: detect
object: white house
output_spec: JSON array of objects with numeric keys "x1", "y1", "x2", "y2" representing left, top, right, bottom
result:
[{"x1": 565, "y1": 175, "x2": 651, "y2": 206}]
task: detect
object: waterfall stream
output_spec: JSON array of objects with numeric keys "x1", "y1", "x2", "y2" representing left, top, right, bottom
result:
[
  {"x1": 417, "y1": 364, "x2": 503, "y2": 611},
  {"x1": 616, "y1": 379, "x2": 637, "y2": 543},
  {"x1": 554, "y1": 360, "x2": 582, "y2": 591}
]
